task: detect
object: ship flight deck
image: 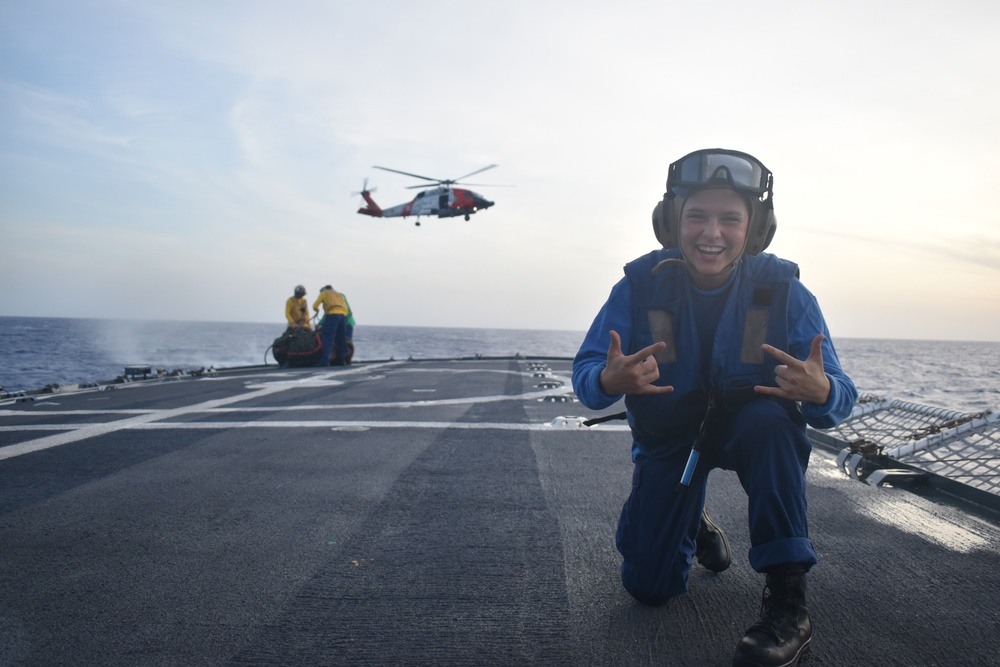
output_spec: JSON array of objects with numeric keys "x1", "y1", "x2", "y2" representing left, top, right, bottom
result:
[{"x1": 1, "y1": 358, "x2": 998, "y2": 666}]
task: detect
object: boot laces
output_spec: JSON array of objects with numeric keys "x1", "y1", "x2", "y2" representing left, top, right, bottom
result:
[{"x1": 746, "y1": 582, "x2": 799, "y2": 643}]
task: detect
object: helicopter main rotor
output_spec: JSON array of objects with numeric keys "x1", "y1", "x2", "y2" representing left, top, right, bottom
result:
[{"x1": 373, "y1": 164, "x2": 498, "y2": 189}]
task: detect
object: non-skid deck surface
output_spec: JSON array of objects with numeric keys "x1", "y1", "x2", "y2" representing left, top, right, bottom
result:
[{"x1": 2, "y1": 359, "x2": 998, "y2": 666}]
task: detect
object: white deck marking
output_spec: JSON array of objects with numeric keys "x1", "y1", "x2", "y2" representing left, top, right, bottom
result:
[
  {"x1": 0, "y1": 425, "x2": 84, "y2": 432},
  {"x1": 0, "y1": 377, "x2": 328, "y2": 461},
  {"x1": 0, "y1": 364, "x2": 590, "y2": 460},
  {"x1": 0, "y1": 409, "x2": 156, "y2": 416},
  {"x1": 129, "y1": 420, "x2": 627, "y2": 432},
  {"x1": 200, "y1": 389, "x2": 569, "y2": 411}
]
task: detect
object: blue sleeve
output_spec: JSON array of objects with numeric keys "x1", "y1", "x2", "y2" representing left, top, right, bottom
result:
[
  {"x1": 572, "y1": 277, "x2": 633, "y2": 410},
  {"x1": 787, "y1": 281, "x2": 858, "y2": 429}
]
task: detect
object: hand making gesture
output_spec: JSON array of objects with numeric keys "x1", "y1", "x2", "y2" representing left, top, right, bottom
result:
[
  {"x1": 754, "y1": 333, "x2": 831, "y2": 405},
  {"x1": 599, "y1": 330, "x2": 675, "y2": 397}
]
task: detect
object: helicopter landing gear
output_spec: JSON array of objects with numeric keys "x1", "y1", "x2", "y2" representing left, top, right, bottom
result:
[
  {"x1": 464, "y1": 213, "x2": 470, "y2": 221},
  {"x1": 415, "y1": 220, "x2": 421, "y2": 226}
]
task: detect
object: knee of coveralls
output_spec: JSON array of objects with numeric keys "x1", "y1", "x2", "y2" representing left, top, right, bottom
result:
[
  {"x1": 717, "y1": 398, "x2": 817, "y2": 573},
  {"x1": 616, "y1": 452, "x2": 707, "y2": 606}
]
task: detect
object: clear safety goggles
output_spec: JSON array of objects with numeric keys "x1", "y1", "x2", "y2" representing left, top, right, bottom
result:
[{"x1": 667, "y1": 149, "x2": 772, "y2": 196}]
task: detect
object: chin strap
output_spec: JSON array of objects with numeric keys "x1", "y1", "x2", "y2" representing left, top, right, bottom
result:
[
  {"x1": 653, "y1": 254, "x2": 743, "y2": 280},
  {"x1": 652, "y1": 257, "x2": 688, "y2": 274}
]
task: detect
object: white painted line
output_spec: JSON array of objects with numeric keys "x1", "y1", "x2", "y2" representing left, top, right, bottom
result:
[
  {"x1": 130, "y1": 420, "x2": 630, "y2": 432},
  {"x1": 0, "y1": 362, "x2": 590, "y2": 461},
  {"x1": 0, "y1": 425, "x2": 83, "y2": 432},
  {"x1": 0, "y1": 409, "x2": 156, "y2": 416},
  {"x1": 0, "y1": 384, "x2": 291, "y2": 462}
]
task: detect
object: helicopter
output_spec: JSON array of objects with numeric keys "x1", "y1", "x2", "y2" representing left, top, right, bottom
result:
[{"x1": 356, "y1": 164, "x2": 497, "y2": 226}]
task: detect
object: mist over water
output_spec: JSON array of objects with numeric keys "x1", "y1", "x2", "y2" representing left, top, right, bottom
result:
[
  {"x1": 1, "y1": 317, "x2": 997, "y2": 414},
  {"x1": 0, "y1": 317, "x2": 585, "y2": 393}
]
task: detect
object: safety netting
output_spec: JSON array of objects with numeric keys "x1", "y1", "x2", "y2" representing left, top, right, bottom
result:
[{"x1": 813, "y1": 393, "x2": 1000, "y2": 498}]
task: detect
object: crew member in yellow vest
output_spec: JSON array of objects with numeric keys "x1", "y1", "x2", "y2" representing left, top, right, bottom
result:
[
  {"x1": 312, "y1": 285, "x2": 350, "y2": 366},
  {"x1": 285, "y1": 285, "x2": 311, "y2": 331}
]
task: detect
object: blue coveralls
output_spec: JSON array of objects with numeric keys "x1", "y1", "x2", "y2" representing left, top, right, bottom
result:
[
  {"x1": 320, "y1": 314, "x2": 348, "y2": 365},
  {"x1": 572, "y1": 249, "x2": 857, "y2": 606}
]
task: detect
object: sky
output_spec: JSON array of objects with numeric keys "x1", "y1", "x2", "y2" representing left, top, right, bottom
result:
[{"x1": 2, "y1": 0, "x2": 999, "y2": 342}]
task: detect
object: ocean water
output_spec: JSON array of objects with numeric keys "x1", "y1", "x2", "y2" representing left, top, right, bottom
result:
[
  {"x1": 0, "y1": 317, "x2": 585, "y2": 394},
  {"x1": 834, "y1": 338, "x2": 1000, "y2": 414},
  {"x1": 0, "y1": 317, "x2": 997, "y2": 414}
]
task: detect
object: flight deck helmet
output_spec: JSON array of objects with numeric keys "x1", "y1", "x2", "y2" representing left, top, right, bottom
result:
[
  {"x1": 294, "y1": 284, "x2": 306, "y2": 298},
  {"x1": 652, "y1": 148, "x2": 777, "y2": 256}
]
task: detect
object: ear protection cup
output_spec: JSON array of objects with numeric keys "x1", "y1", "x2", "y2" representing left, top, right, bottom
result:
[
  {"x1": 651, "y1": 199, "x2": 670, "y2": 248},
  {"x1": 744, "y1": 202, "x2": 777, "y2": 255},
  {"x1": 651, "y1": 192, "x2": 685, "y2": 249}
]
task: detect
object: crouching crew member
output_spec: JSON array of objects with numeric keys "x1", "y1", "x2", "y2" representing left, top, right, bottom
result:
[
  {"x1": 572, "y1": 148, "x2": 857, "y2": 667},
  {"x1": 285, "y1": 284, "x2": 311, "y2": 332}
]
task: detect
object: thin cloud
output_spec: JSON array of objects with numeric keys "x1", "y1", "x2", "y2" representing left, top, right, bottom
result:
[
  {"x1": 788, "y1": 225, "x2": 1000, "y2": 273},
  {"x1": 936, "y1": 237, "x2": 1000, "y2": 273},
  {"x1": 4, "y1": 82, "x2": 131, "y2": 147}
]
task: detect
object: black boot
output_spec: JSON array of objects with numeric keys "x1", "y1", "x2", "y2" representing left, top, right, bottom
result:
[
  {"x1": 695, "y1": 510, "x2": 731, "y2": 573},
  {"x1": 732, "y1": 564, "x2": 811, "y2": 667}
]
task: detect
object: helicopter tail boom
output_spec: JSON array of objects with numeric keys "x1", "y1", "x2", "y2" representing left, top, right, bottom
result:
[{"x1": 356, "y1": 189, "x2": 384, "y2": 218}]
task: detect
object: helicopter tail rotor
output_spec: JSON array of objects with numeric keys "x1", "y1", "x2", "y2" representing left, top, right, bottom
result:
[
  {"x1": 354, "y1": 178, "x2": 383, "y2": 217},
  {"x1": 352, "y1": 178, "x2": 377, "y2": 198}
]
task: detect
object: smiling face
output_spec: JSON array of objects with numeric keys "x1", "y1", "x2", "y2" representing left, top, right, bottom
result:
[{"x1": 678, "y1": 187, "x2": 750, "y2": 289}]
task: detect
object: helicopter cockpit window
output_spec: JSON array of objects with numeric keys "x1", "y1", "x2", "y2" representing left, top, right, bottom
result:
[{"x1": 415, "y1": 191, "x2": 426, "y2": 199}]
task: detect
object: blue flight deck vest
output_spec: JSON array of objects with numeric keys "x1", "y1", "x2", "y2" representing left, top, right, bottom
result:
[{"x1": 623, "y1": 248, "x2": 799, "y2": 455}]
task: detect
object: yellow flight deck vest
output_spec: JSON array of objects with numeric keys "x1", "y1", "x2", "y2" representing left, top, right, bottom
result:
[
  {"x1": 285, "y1": 296, "x2": 311, "y2": 329},
  {"x1": 313, "y1": 290, "x2": 349, "y2": 316}
]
